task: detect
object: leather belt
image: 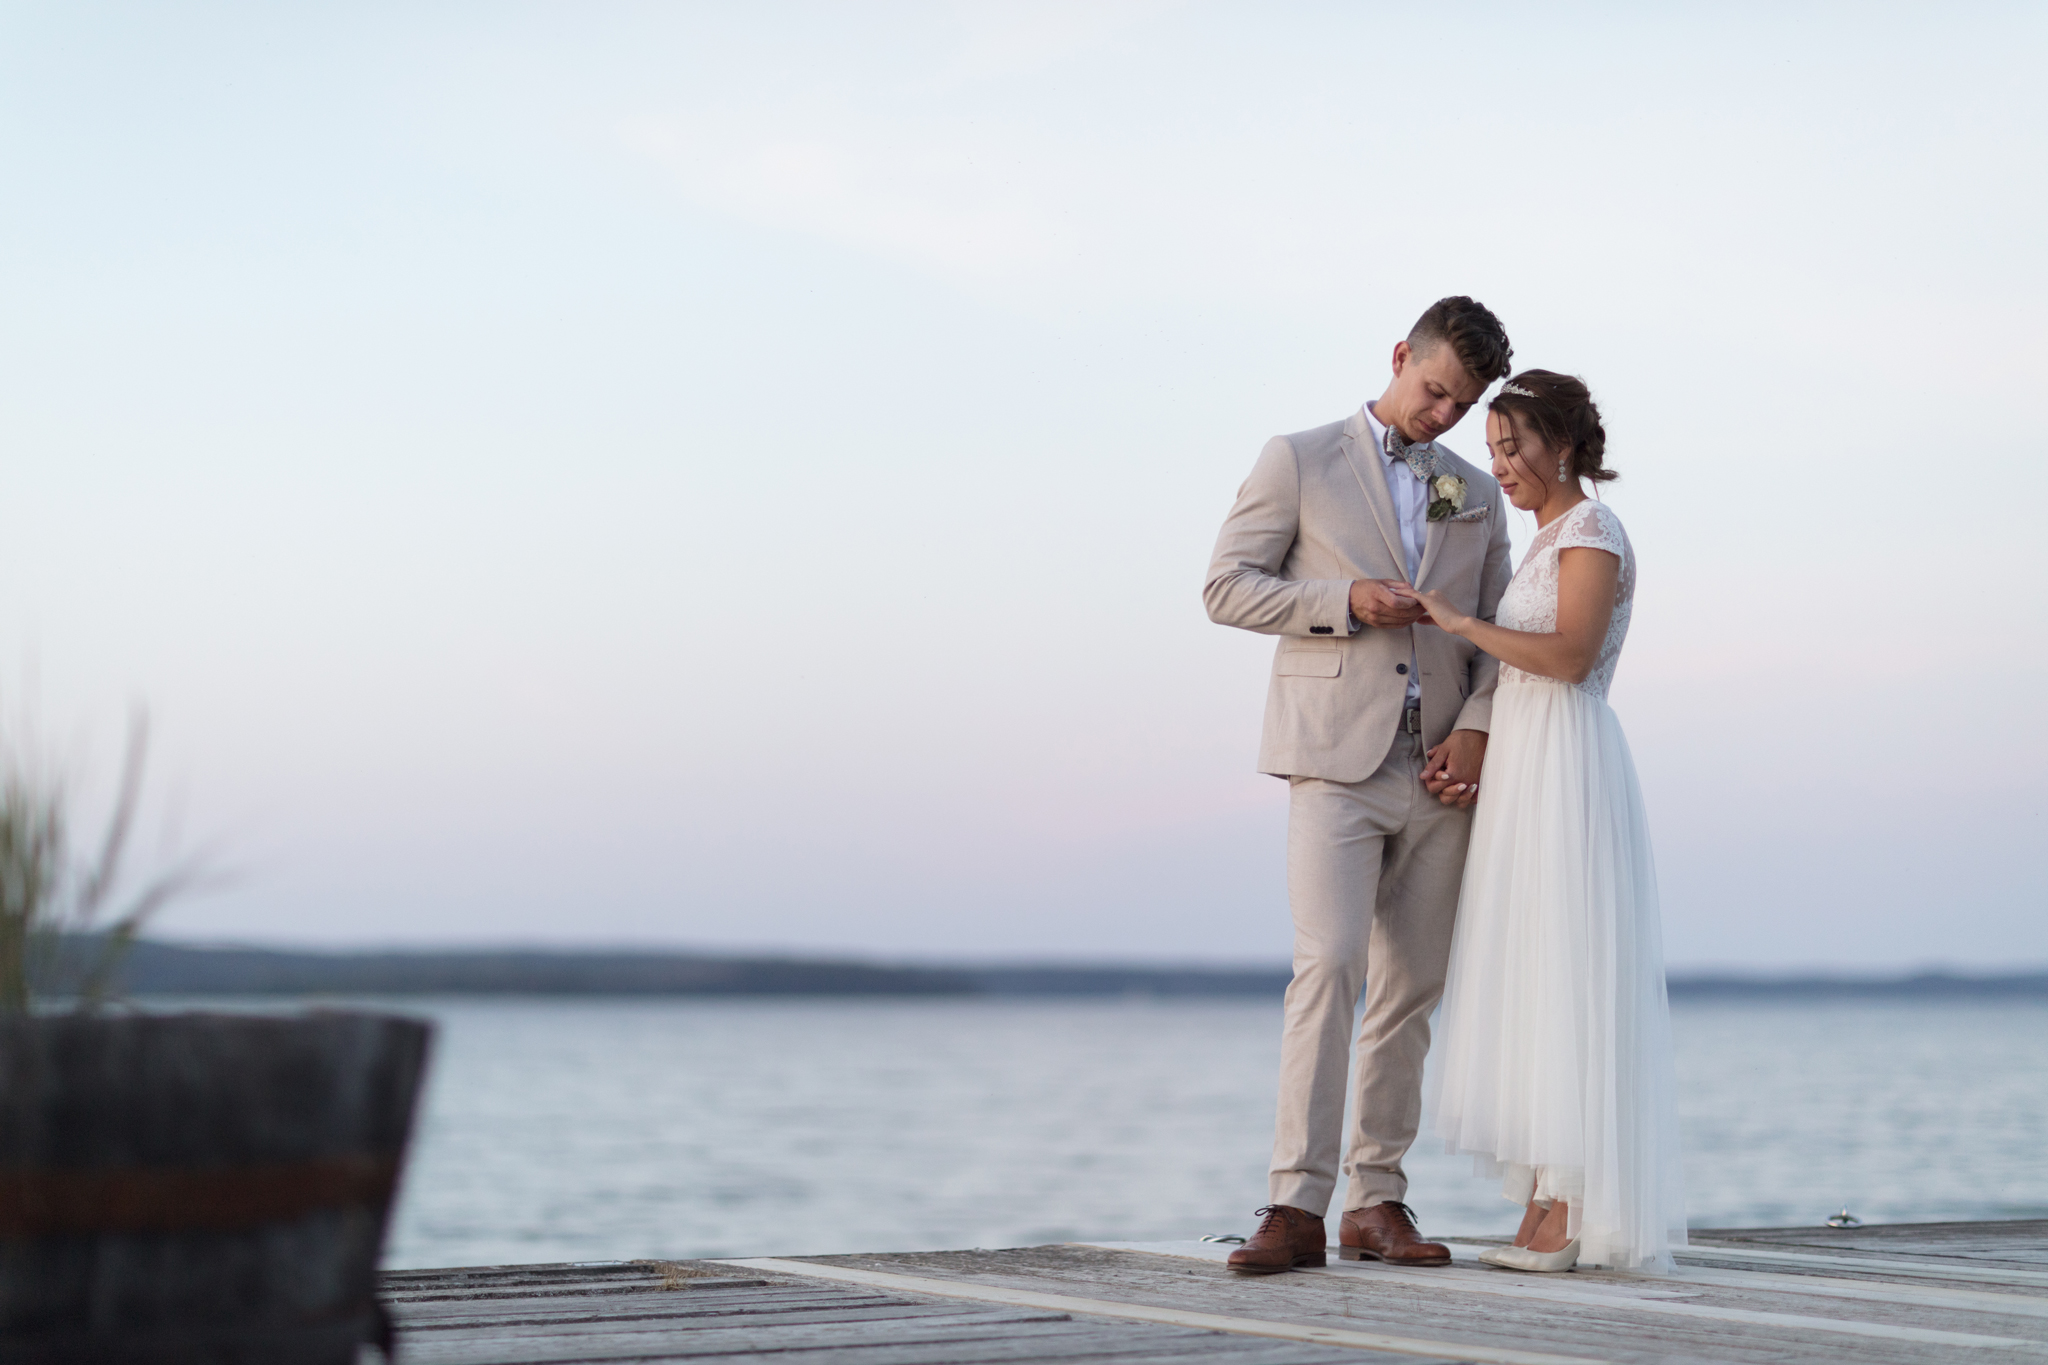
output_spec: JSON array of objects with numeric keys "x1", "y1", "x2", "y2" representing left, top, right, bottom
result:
[{"x1": 1403, "y1": 703, "x2": 1424, "y2": 735}]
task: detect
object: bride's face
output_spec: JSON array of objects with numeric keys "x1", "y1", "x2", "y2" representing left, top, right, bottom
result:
[{"x1": 1487, "y1": 410, "x2": 1562, "y2": 512}]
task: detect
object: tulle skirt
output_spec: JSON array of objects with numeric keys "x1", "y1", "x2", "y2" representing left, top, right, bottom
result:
[{"x1": 1426, "y1": 677, "x2": 1687, "y2": 1271}]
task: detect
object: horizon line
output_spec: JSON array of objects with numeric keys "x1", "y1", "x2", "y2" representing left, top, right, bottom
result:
[{"x1": 104, "y1": 935, "x2": 2048, "y2": 982}]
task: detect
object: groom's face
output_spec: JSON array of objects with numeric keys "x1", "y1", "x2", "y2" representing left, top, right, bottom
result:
[{"x1": 1383, "y1": 340, "x2": 1489, "y2": 444}]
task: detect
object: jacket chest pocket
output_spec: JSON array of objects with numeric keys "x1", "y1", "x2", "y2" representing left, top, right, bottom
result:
[{"x1": 1277, "y1": 649, "x2": 1341, "y2": 678}]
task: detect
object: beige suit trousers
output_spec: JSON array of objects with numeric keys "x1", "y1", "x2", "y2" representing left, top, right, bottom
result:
[{"x1": 1270, "y1": 727, "x2": 1472, "y2": 1215}]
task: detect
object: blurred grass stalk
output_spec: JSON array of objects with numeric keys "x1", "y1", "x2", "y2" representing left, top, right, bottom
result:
[{"x1": 0, "y1": 712, "x2": 206, "y2": 1010}]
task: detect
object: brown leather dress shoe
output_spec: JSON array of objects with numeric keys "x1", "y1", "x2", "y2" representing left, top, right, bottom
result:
[
  {"x1": 1225, "y1": 1205, "x2": 1328, "y2": 1274},
  {"x1": 1339, "y1": 1201, "x2": 1451, "y2": 1266}
]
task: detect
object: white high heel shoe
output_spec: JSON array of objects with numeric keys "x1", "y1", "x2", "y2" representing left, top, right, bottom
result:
[{"x1": 1478, "y1": 1238, "x2": 1580, "y2": 1272}]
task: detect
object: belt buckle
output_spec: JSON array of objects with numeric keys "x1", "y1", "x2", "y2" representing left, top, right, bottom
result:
[{"x1": 1404, "y1": 705, "x2": 1423, "y2": 735}]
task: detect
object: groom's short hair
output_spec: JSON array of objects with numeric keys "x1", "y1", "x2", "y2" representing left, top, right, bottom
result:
[{"x1": 1408, "y1": 297, "x2": 1513, "y2": 385}]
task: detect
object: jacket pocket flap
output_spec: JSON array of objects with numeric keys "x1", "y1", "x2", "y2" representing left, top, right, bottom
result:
[{"x1": 1276, "y1": 650, "x2": 1342, "y2": 678}]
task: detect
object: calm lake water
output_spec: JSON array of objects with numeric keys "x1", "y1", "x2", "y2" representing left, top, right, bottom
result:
[{"x1": 355, "y1": 996, "x2": 2048, "y2": 1269}]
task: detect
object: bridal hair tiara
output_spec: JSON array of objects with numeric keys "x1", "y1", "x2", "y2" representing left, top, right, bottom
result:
[{"x1": 1498, "y1": 382, "x2": 1538, "y2": 398}]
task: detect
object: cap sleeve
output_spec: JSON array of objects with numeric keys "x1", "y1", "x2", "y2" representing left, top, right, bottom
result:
[{"x1": 1554, "y1": 500, "x2": 1625, "y2": 557}]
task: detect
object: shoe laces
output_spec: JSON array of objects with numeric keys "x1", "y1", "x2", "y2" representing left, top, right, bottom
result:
[
  {"x1": 1379, "y1": 1200, "x2": 1421, "y2": 1230},
  {"x1": 1251, "y1": 1204, "x2": 1294, "y2": 1233}
]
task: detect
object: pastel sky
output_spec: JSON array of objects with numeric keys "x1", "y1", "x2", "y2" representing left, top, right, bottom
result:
[{"x1": 1, "y1": 3, "x2": 2041, "y2": 970}]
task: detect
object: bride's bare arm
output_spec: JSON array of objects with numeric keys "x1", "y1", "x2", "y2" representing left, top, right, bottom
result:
[{"x1": 1400, "y1": 548, "x2": 1619, "y2": 685}]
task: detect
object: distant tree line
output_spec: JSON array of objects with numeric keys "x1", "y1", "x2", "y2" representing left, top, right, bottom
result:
[{"x1": 36, "y1": 937, "x2": 2048, "y2": 1000}]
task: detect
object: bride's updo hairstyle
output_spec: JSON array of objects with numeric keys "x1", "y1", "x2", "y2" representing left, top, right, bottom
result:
[{"x1": 1488, "y1": 369, "x2": 1616, "y2": 484}]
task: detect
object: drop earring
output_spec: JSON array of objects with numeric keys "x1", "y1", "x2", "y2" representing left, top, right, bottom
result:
[{"x1": 1557, "y1": 458, "x2": 1568, "y2": 483}]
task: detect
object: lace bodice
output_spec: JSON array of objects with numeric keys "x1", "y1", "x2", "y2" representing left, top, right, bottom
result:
[{"x1": 1496, "y1": 500, "x2": 1635, "y2": 700}]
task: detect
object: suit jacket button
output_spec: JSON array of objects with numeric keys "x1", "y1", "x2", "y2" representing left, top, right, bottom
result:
[
  {"x1": 1309, "y1": 625, "x2": 1334, "y2": 635},
  {"x1": 1396, "y1": 663, "x2": 1408, "y2": 674}
]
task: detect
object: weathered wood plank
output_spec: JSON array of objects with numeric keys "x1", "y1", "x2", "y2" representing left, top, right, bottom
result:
[
  {"x1": 400, "y1": 1303, "x2": 1066, "y2": 1337},
  {"x1": 1655, "y1": 1264, "x2": 2048, "y2": 1321},
  {"x1": 391, "y1": 1317, "x2": 1430, "y2": 1365},
  {"x1": 393, "y1": 1288, "x2": 938, "y2": 1326},
  {"x1": 656, "y1": 1336, "x2": 1415, "y2": 1365},
  {"x1": 388, "y1": 1279, "x2": 771, "y2": 1305},
  {"x1": 382, "y1": 1264, "x2": 767, "y2": 1302},
  {"x1": 1675, "y1": 1245, "x2": 2048, "y2": 1288},
  {"x1": 1696, "y1": 1221, "x2": 2048, "y2": 1254},
  {"x1": 399, "y1": 1336, "x2": 1398, "y2": 1365}
]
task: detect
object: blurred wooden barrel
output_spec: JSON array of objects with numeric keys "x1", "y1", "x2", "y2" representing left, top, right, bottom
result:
[{"x1": 0, "y1": 1011, "x2": 431, "y2": 1364}]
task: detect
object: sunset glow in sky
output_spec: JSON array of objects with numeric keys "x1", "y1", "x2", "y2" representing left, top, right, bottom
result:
[{"x1": 1, "y1": 3, "x2": 2042, "y2": 969}]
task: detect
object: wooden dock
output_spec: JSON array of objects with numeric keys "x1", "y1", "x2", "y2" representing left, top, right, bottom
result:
[{"x1": 379, "y1": 1218, "x2": 2048, "y2": 1364}]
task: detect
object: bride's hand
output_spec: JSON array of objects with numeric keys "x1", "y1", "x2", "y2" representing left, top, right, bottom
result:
[{"x1": 1391, "y1": 584, "x2": 1473, "y2": 636}]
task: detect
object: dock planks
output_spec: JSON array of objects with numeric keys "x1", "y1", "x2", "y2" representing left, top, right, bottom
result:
[{"x1": 381, "y1": 1219, "x2": 2048, "y2": 1365}]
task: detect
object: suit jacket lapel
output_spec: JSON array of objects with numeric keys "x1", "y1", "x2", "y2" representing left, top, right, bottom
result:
[
  {"x1": 1415, "y1": 457, "x2": 1478, "y2": 586},
  {"x1": 1338, "y1": 416, "x2": 1408, "y2": 578},
  {"x1": 1416, "y1": 513, "x2": 1447, "y2": 587}
]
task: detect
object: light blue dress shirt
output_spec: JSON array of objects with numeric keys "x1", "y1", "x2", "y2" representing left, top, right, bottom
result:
[{"x1": 1363, "y1": 402, "x2": 1427, "y2": 703}]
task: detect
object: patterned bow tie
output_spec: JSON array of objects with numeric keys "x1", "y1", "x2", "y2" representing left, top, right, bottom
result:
[{"x1": 1384, "y1": 426, "x2": 1438, "y2": 481}]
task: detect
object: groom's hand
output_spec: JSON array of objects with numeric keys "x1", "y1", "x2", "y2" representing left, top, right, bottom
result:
[
  {"x1": 1350, "y1": 579, "x2": 1426, "y2": 628},
  {"x1": 1423, "y1": 729, "x2": 1487, "y2": 808}
]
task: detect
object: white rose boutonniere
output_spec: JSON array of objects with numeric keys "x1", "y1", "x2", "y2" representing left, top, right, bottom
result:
[{"x1": 1427, "y1": 474, "x2": 1468, "y2": 522}]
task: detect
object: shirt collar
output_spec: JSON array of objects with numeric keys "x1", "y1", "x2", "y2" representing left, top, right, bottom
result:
[{"x1": 1363, "y1": 402, "x2": 1391, "y2": 460}]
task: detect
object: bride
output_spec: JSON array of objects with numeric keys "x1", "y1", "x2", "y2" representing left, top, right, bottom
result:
[{"x1": 1399, "y1": 370, "x2": 1686, "y2": 1273}]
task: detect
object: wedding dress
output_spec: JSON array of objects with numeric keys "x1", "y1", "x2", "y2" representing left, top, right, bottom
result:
[{"x1": 1426, "y1": 499, "x2": 1687, "y2": 1272}]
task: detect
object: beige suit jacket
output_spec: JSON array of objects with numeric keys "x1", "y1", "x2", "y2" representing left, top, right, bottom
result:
[{"x1": 1204, "y1": 408, "x2": 1515, "y2": 782}]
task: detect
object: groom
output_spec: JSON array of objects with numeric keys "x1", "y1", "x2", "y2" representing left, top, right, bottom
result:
[{"x1": 1203, "y1": 297, "x2": 1515, "y2": 1273}]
